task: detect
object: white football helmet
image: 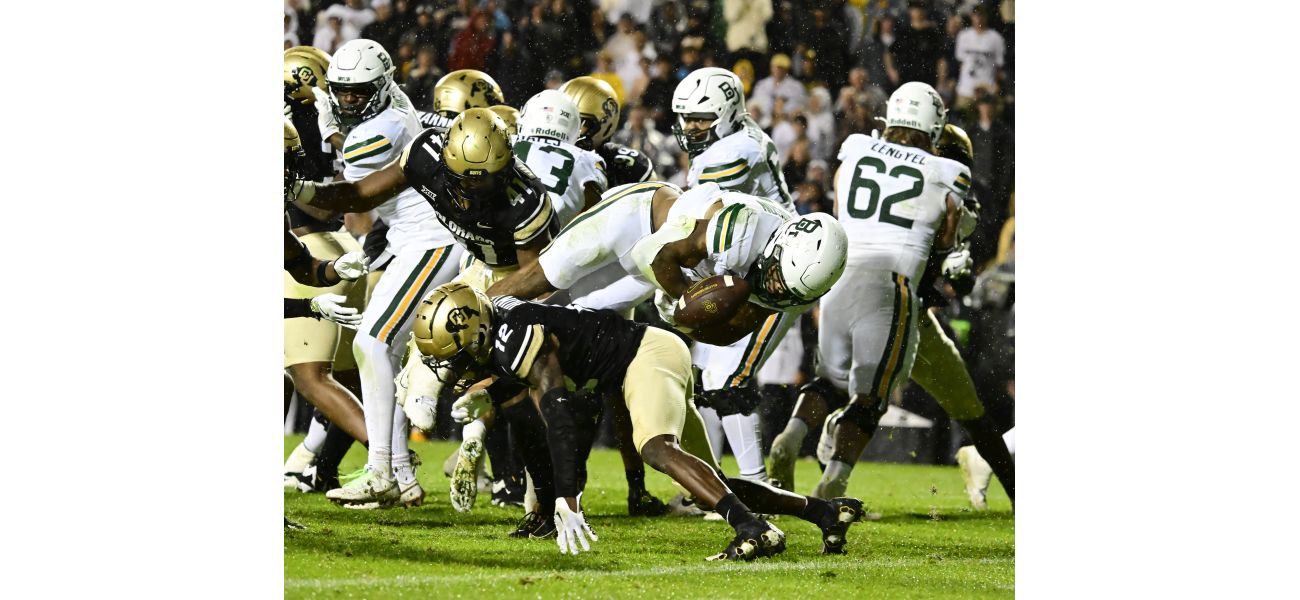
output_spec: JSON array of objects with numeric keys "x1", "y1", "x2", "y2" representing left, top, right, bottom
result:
[
  {"x1": 671, "y1": 67, "x2": 747, "y2": 157},
  {"x1": 326, "y1": 39, "x2": 396, "y2": 126},
  {"x1": 749, "y1": 213, "x2": 847, "y2": 309},
  {"x1": 517, "y1": 90, "x2": 580, "y2": 143},
  {"x1": 885, "y1": 81, "x2": 947, "y2": 145}
]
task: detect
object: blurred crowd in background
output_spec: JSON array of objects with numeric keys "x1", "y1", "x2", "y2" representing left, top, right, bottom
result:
[{"x1": 285, "y1": 0, "x2": 1015, "y2": 461}]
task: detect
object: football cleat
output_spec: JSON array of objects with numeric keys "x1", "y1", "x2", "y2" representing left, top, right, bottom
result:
[
  {"x1": 509, "y1": 511, "x2": 557, "y2": 539},
  {"x1": 449, "y1": 438, "x2": 485, "y2": 512},
  {"x1": 706, "y1": 520, "x2": 786, "y2": 561},
  {"x1": 492, "y1": 476, "x2": 525, "y2": 507},
  {"x1": 326, "y1": 465, "x2": 399, "y2": 507},
  {"x1": 627, "y1": 489, "x2": 670, "y2": 517},
  {"x1": 283, "y1": 442, "x2": 316, "y2": 488},
  {"x1": 956, "y1": 446, "x2": 993, "y2": 510},
  {"x1": 284, "y1": 466, "x2": 316, "y2": 493},
  {"x1": 666, "y1": 493, "x2": 707, "y2": 517},
  {"x1": 284, "y1": 516, "x2": 307, "y2": 530},
  {"x1": 815, "y1": 497, "x2": 866, "y2": 555}
]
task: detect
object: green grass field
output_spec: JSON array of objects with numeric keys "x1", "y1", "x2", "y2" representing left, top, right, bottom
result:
[{"x1": 284, "y1": 437, "x2": 1013, "y2": 598}]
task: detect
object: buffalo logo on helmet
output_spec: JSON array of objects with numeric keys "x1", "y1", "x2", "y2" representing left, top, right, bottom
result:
[{"x1": 445, "y1": 306, "x2": 481, "y2": 337}]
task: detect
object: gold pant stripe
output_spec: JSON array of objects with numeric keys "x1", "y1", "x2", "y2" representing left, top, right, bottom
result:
[
  {"x1": 375, "y1": 246, "x2": 448, "y2": 343},
  {"x1": 726, "y1": 311, "x2": 780, "y2": 388},
  {"x1": 874, "y1": 274, "x2": 912, "y2": 398}
]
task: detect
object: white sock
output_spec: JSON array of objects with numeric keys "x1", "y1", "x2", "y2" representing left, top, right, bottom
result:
[
  {"x1": 722, "y1": 412, "x2": 768, "y2": 482},
  {"x1": 303, "y1": 416, "x2": 328, "y2": 455},
  {"x1": 696, "y1": 406, "x2": 726, "y2": 463},
  {"x1": 523, "y1": 471, "x2": 538, "y2": 514},
  {"x1": 774, "y1": 418, "x2": 809, "y2": 451},
  {"x1": 1003, "y1": 427, "x2": 1016, "y2": 456},
  {"x1": 816, "y1": 460, "x2": 855, "y2": 498},
  {"x1": 354, "y1": 333, "x2": 395, "y2": 475}
]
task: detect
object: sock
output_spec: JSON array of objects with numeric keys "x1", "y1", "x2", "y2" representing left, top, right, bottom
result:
[
  {"x1": 721, "y1": 412, "x2": 768, "y2": 482},
  {"x1": 314, "y1": 424, "x2": 355, "y2": 482},
  {"x1": 626, "y1": 469, "x2": 647, "y2": 495},
  {"x1": 391, "y1": 407, "x2": 411, "y2": 472},
  {"x1": 958, "y1": 416, "x2": 1015, "y2": 504},
  {"x1": 798, "y1": 496, "x2": 833, "y2": 523},
  {"x1": 484, "y1": 419, "x2": 515, "y2": 482},
  {"x1": 354, "y1": 333, "x2": 395, "y2": 474},
  {"x1": 696, "y1": 406, "x2": 727, "y2": 463},
  {"x1": 819, "y1": 460, "x2": 855, "y2": 497},
  {"x1": 303, "y1": 413, "x2": 329, "y2": 455},
  {"x1": 1003, "y1": 427, "x2": 1016, "y2": 456},
  {"x1": 776, "y1": 418, "x2": 809, "y2": 448},
  {"x1": 714, "y1": 493, "x2": 761, "y2": 529}
]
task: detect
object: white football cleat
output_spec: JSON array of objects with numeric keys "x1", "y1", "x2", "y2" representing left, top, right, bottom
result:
[
  {"x1": 666, "y1": 493, "x2": 707, "y2": 517},
  {"x1": 326, "y1": 465, "x2": 399, "y2": 507},
  {"x1": 956, "y1": 445, "x2": 993, "y2": 510},
  {"x1": 450, "y1": 422, "x2": 486, "y2": 512},
  {"x1": 283, "y1": 443, "x2": 317, "y2": 491},
  {"x1": 402, "y1": 395, "x2": 439, "y2": 433}
]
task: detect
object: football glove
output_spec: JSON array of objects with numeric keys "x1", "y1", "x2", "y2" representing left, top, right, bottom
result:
[
  {"x1": 332, "y1": 251, "x2": 368, "y2": 281},
  {"x1": 450, "y1": 389, "x2": 492, "y2": 424},
  {"x1": 941, "y1": 246, "x2": 973, "y2": 280},
  {"x1": 653, "y1": 289, "x2": 679, "y2": 328},
  {"x1": 554, "y1": 494, "x2": 597, "y2": 555},
  {"x1": 309, "y1": 293, "x2": 361, "y2": 329},
  {"x1": 312, "y1": 87, "x2": 341, "y2": 141}
]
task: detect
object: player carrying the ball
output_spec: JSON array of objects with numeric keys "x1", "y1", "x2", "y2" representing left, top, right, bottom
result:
[{"x1": 411, "y1": 282, "x2": 867, "y2": 560}]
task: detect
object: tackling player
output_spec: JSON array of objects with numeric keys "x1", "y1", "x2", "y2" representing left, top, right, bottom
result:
[{"x1": 414, "y1": 283, "x2": 867, "y2": 560}]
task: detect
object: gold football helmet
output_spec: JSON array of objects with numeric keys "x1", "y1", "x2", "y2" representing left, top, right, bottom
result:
[
  {"x1": 433, "y1": 70, "x2": 505, "y2": 117},
  {"x1": 285, "y1": 118, "x2": 307, "y2": 196},
  {"x1": 284, "y1": 46, "x2": 331, "y2": 106},
  {"x1": 443, "y1": 108, "x2": 513, "y2": 209},
  {"x1": 487, "y1": 105, "x2": 520, "y2": 138},
  {"x1": 936, "y1": 123, "x2": 974, "y2": 167},
  {"x1": 559, "y1": 76, "x2": 620, "y2": 150},
  {"x1": 412, "y1": 282, "x2": 494, "y2": 366}
]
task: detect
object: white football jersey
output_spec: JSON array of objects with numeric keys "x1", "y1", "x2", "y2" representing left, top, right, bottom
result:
[
  {"x1": 342, "y1": 94, "x2": 454, "y2": 253},
  {"x1": 513, "y1": 136, "x2": 608, "y2": 226},
  {"x1": 665, "y1": 184, "x2": 789, "y2": 289},
  {"x1": 834, "y1": 133, "x2": 970, "y2": 283},
  {"x1": 687, "y1": 117, "x2": 794, "y2": 212}
]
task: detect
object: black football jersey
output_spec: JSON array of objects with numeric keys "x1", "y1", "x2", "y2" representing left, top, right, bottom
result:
[
  {"x1": 416, "y1": 111, "x2": 455, "y2": 135},
  {"x1": 488, "y1": 296, "x2": 646, "y2": 393},
  {"x1": 399, "y1": 128, "x2": 556, "y2": 267},
  {"x1": 597, "y1": 142, "x2": 655, "y2": 187},
  {"x1": 286, "y1": 103, "x2": 343, "y2": 230}
]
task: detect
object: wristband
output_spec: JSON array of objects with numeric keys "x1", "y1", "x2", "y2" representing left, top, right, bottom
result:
[{"x1": 316, "y1": 260, "x2": 339, "y2": 286}]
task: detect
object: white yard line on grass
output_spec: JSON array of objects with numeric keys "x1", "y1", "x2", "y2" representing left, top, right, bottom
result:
[{"x1": 285, "y1": 556, "x2": 1012, "y2": 590}]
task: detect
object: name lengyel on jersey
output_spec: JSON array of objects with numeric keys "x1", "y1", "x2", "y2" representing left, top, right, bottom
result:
[
  {"x1": 833, "y1": 133, "x2": 971, "y2": 283},
  {"x1": 687, "y1": 117, "x2": 794, "y2": 212}
]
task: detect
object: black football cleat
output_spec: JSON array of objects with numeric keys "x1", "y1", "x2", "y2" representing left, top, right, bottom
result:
[
  {"x1": 508, "y1": 511, "x2": 557, "y2": 539},
  {"x1": 706, "y1": 520, "x2": 785, "y2": 561},
  {"x1": 627, "y1": 490, "x2": 670, "y2": 517},
  {"x1": 491, "y1": 476, "x2": 526, "y2": 508},
  {"x1": 284, "y1": 516, "x2": 306, "y2": 530},
  {"x1": 816, "y1": 497, "x2": 866, "y2": 555}
]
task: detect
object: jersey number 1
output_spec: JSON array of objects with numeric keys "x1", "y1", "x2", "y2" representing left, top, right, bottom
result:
[{"x1": 846, "y1": 157, "x2": 921, "y2": 229}]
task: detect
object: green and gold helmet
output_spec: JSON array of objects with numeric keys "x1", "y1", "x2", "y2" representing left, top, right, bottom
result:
[
  {"x1": 433, "y1": 70, "x2": 505, "y2": 118},
  {"x1": 487, "y1": 105, "x2": 520, "y2": 139},
  {"x1": 559, "y1": 76, "x2": 620, "y2": 150},
  {"x1": 442, "y1": 108, "x2": 513, "y2": 210},
  {"x1": 412, "y1": 282, "x2": 494, "y2": 366},
  {"x1": 935, "y1": 123, "x2": 974, "y2": 168},
  {"x1": 284, "y1": 46, "x2": 331, "y2": 106}
]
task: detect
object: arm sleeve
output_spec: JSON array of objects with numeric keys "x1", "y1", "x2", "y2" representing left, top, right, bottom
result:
[
  {"x1": 496, "y1": 320, "x2": 547, "y2": 380},
  {"x1": 284, "y1": 298, "x2": 315, "y2": 319},
  {"x1": 511, "y1": 165, "x2": 558, "y2": 246}
]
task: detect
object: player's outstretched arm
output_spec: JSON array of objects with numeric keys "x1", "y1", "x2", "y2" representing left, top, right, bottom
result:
[
  {"x1": 525, "y1": 337, "x2": 596, "y2": 554},
  {"x1": 292, "y1": 161, "x2": 409, "y2": 215},
  {"x1": 648, "y1": 219, "x2": 709, "y2": 299},
  {"x1": 486, "y1": 254, "x2": 558, "y2": 299}
]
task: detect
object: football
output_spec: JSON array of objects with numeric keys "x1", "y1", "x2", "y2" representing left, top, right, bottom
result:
[{"x1": 675, "y1": 275, "x2": 751, "y2": 330}]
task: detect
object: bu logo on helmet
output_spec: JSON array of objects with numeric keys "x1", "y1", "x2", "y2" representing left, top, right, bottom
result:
[
  {"x1": 791, "y1": 219, "x2": 822, "y2": 235},
  {"x1": 718, "y1": 81, "x2": 737, "y2": 101}
]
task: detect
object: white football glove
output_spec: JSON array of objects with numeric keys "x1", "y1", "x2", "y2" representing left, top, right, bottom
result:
[
  {"x1": 451, "y1": 389, "x2": 493, "y2": 424},
  {"x1": 554, "y1": 494, "x2": 597, "y2": 555},
  {"x1": 653, "y1": 289, "x2": 680, "y2": 329},
  {"x1": 312, "y1": 87, "x2": 341, "y2": 141},
  {"x1": 941, "y1": 246, "x2": 973, "y2": 280},
  {"x1": 309, "y1": 293, "x2": 361, "y2": 329},
  {"x1": 332, "y1": 251, "x2": 368, "y2": 281}
]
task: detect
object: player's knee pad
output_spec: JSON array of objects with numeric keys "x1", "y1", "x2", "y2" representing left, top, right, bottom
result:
[
  {"x1": 798, "y1": 377, "x2": 849, "y2": 410},
  {"x1": 839, "y1": 400, "x2": 885, "y2": 432}
]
